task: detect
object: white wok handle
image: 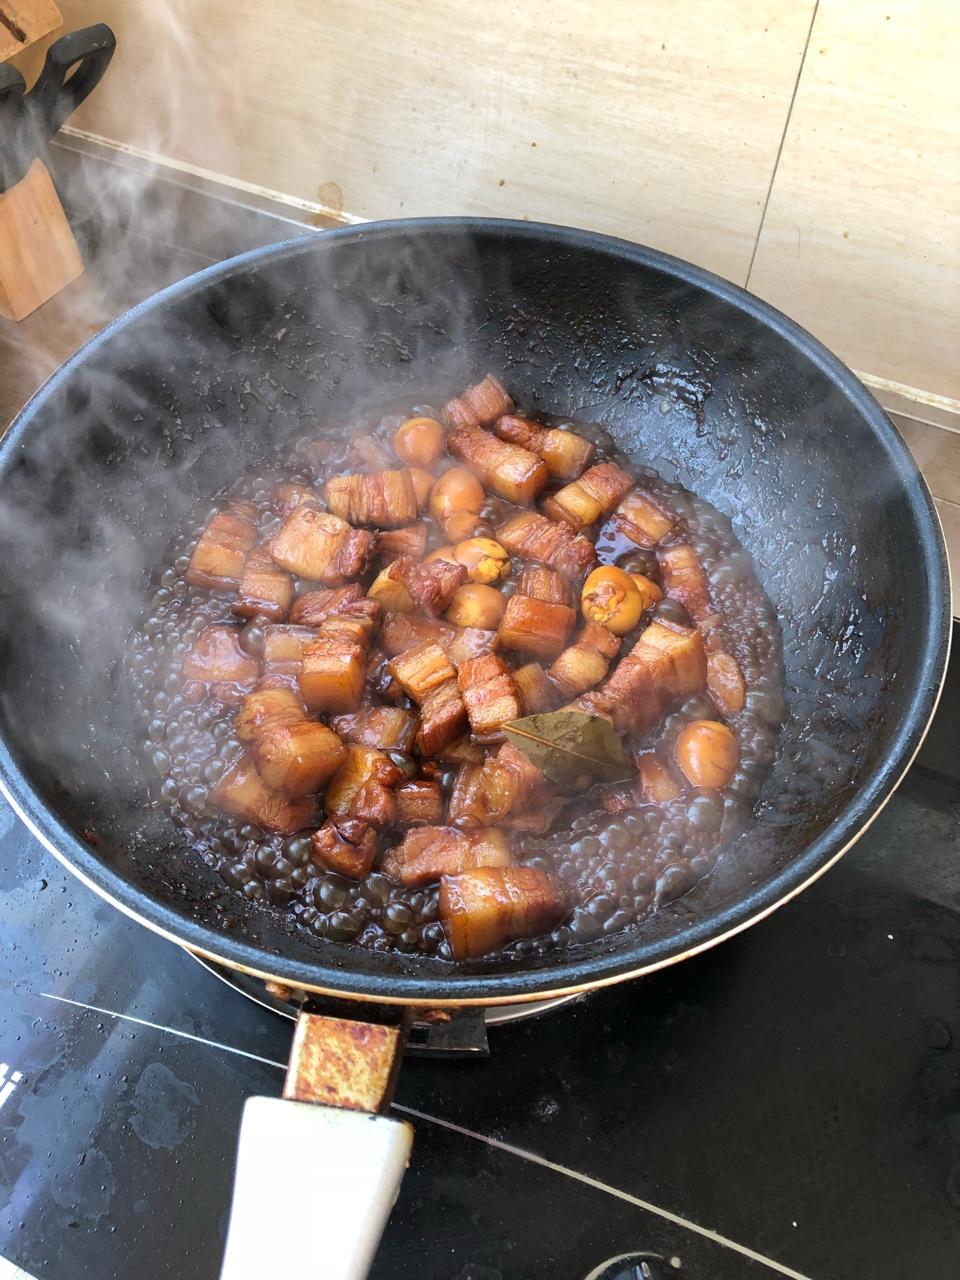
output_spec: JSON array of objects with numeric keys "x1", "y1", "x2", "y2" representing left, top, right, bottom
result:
[{"x1": 220, "y1": 1096, "x2": 413, "y2": 1280}]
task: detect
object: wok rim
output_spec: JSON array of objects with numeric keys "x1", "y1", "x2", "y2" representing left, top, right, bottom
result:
[{"x1": 0, "y1": 215, "x2": 951, "y2": 1005}]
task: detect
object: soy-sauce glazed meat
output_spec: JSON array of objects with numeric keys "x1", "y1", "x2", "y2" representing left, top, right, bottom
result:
[{"x1": 131, "y1": 375, "x2": 784, "y2": 962}]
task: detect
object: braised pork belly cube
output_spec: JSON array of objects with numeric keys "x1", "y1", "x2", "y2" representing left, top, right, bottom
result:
[
  {"x1": 210, "y1": 754, "x2": 318, "y2": 834},
  {"x1": 388, "y1": 641, "x2": 456, "y2": 703},
  {"x1": 380, "y1": 611, "x2": 452, "y2": 657},
  {"x1": 332, "y1": 706, "x2": 419, "y2": 753},
  {"x1": 324, "y1": 745, "x2": 404, "y2": 829},
  {"x1": 366, "y1": 561, "x2": 413, "y2": 613},
  {"x1": 495, "y1": 415, "x2": 596, "y2": 481},
  {"x1": 299, "y1": 632, "x2": 366, "y2": 714},
  {"x1": 375, "y1": 523, "x2": 429, "y2": 562},
  {"x1": 323, "y1": 469, "x2": 418, "y2": 529},
  {"x1": 235, "y1": 687, "x2": 306, "y2": 743},
  {"x1": 457, "y1": 653, "x2": 520, "y2": 738},
  {"x1": 442, "y1": 375, "x2": 514, "y2": 430},
  {"x1": 598, "y1": 619, "x2": 706, "y2": 733},
  {"x1": 262, "y1": 625, "x2": 318, "y2": 664},
  {"x1": 513, "y1": 662, "x2": 557, "y2": 715},
  {"x1": 517, "y1": 565, "x2": 576, "y2": 606},
  {"x1": 616, "y1": 489, "x2": 675, "y2": 548},
  {"x1": 497, "y1": 594, "x2": 576, "y2": 660},
  {"x1": 182, "y1": 626, "x2": 258, "y2": 700},
  {"x1": 542, "y1": 462, "x2": 634, "y2": 530},
  {"x1": 270, "y1": 507, "x2": 374, "y2": 585},
  {"x1": 395, "y1": 780, "x2": 445, "y2": 827},
  {"x1": 439, "y1": 866, "x2": 566, "y2": 959},
  {"x1": 548, "y1": 621, "x2": 622, "y2": 699},
  {"x1": 636, "y1": 753, "x2": 682, "y2": 804},
  {"x1": 393, "y1": 554, "x2": 467, "y2": 615},
  {"x1": 186, "y1": 502, "x2": 258, "y2": 590},
  {"x1": 448, "y1": 425, "x2": 548, "y2": 505},
  {"x1": 497, "y1": 511, "x2": 597, "y2": 579},
  {"x1": 658, "y1": 543, "x2": 712, "y2": 622},
  {"x1": 310, "y1": 818, "x2": 378, "y2": 879},
  {"x1": 476, "y1": 742, "x2": 553, "y2": 832},
  {"x1": 253, "y1": 720, "x2": 346, "y2": 797},
  {"x1": 347, "y1": 433, "x2": 394, "y2": 471},
  {"x1": 290, "y1": 585, "x2": 383, "y2": 639},
  {"x1": 382, "y1": 826, "x2": 512, "y2": 887},
  {"x1": 447, "y1": 762, "x2": 485, "y2": 828},
  {"x1": 232, "y1": 548, "x2": 294, "y2": 622},
  {"x1": 434, "y1": 735, "x2": 485, "y2": 766},
  {"x1": 415, "y1": 680, "x2": 467, "y2": 755},
  {"x1": 272, "y1": 482, "x2": 318, "y2": 520},
  {"x1": 445, "y1": 626, "x2": 496, "y2": 668},
  {"x1": 706, "y1": 650, "x2": 746, "y2": 716}
]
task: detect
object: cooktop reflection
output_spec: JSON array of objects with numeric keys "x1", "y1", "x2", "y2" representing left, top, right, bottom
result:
[{"x1": 1, "y1": 625, "x2": 958, "y2": 1280}]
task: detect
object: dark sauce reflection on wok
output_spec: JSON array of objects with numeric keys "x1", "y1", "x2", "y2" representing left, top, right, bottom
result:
[{"x1": 129, "y1": 376, "x2": 784, "y2": 963}]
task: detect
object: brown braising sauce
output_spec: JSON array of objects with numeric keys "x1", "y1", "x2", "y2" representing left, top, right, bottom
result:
[{"x1": 130, "y1": 376, "x2": 784, "y2": 962}]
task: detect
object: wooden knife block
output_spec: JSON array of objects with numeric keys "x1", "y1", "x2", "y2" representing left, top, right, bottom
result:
[{"x1": 0, "y1": 158, "x2": 83, "y2": 321}]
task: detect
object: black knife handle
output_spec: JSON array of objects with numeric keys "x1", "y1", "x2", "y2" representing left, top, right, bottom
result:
[{"x1": 26, "y1": 23, "x2": 116, "y2": 140}]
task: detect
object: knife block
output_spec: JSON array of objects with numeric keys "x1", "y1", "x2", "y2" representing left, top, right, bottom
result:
[{"x1": 0, "y1": 157, "x2": 83, "y2": 321}]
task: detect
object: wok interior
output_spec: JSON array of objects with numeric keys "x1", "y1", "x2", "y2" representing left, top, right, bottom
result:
[{"x1": 0, "y1": 223, "x2": 944, "y2": 997}]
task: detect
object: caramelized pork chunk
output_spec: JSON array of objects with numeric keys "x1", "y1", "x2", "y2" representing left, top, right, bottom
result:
[
  {"x1": 270, "y1": 507, "x2": 374, "y2": 585},
  {"x1": 332, "y1": 706, "x2": 418, "y2": 753},
  {"x1": 517, "y1": 565, "x2": 577, "y2": 607},
  {"x1": 439, "y1": 866, "x2": 566, "y2": 959},
  {"x1": 442, "y1": 375, "x2": 514, "y2": 429},
  {"x1": 497, "y1": 594, "x2": 576, "y2": 660},
  {"x1": 379, "y1": 611, "x2": 452, "y2": 657},
  {"x1": 458, "y1": 653, "x2": 521, "y2": 738},
  {"x1": 388, "y1": 641, "x2": 457, "y2": 703},
  {"x1": 395, "y1": 780, "x2": 445, "y2": 828},
  {"x1": 299, "y1": 631, "x2": 366, "y2": 714},
  {"x1": 415, "y1": 680, "x2": 468, "y2": 755},
  {"x1": 182, "y1": 626, "x2": 259, "y2": 700},
  {"x1": 367, "y1": 561, "x2": 415, "y2": 613},
  {"x1": 289, "y1": 585, "x2": 382, "y2": 638},
  {"x1": 235, "y1": 687, "x2": 305, "y2": 743},
  {"x1": 382, "y1": 826, "x2": 512, "y2": 887},
  {"x1": 448, "y1": 425, "x2": 548, "y2": 505},
  {"x1": 548, "y1": 621, "x2": 622, "y2": 699},
  {"x1": 636, "y1": 753, "x2": 683, "y2": 804},
  {"x1": 494, "y1": 415, "x2": 596, "y2": 480},
  {"x1": 310, "y1": 818, "x2": 378, "y2": 879},
  {"x1": 323, "y1": 469, "x2": 419, "y2": 529},
  {"x1": 210, "y1": 754, "x2": 318, "y2": 834},
  {"x1": 324, "y1": 745, "x2": 404, "y2": 829},
  {"x1": 186, "y1": 502, "x2": 257, "y2": 590},
  {"x1": 497, "y1": 511, "x2": 597, "y2": 579},
  {"x1": 542, "y1": 462, "x2": 634, "y2": 530},
  {"x1": 513, "y1": 662, "x2": 557, "y2": 715},
  {"x1": 445, "y1": 626, "x2": 496, "y2": 667},
  {"x1": 658, "y1": 543, "x2": 712, "y2": 623},
  {"x1": 375, "y1": 523, "x2": 429, "y2": 562},
  {"x1": 615, "y1": 489, "x2": 676, "y2": 548},
  {"x1": 475, "y1": 742, "x2": 553, "y2": 832},
  {"x1": 232, "y1": 548, "x2": 294, "y2": 622},
  {"x1": 592, "y1": 619, "x2": 707, "y2": 733},
  {"x1": 272, "y1": 483, "x2": 318, "y2": 521},
  {"x1": 393, "y1": 553, "x2": 468, "y2": 615},
  {"x1": 706, "y1": 650, "x2": 746, "y2": 716},
  {"x1": 254, "y1": 720, "x2": 346, "y2": 796}
]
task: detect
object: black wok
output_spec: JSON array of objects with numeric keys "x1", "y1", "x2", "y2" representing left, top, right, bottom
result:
[{"x1": 0, "y1": 218, "x2": 950, "y2": 1010}]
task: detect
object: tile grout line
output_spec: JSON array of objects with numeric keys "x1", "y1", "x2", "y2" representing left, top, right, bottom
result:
[
  {"x1": 744, "y1": 0, "x2": 821, "y2": 291},
  {"x1": 34, "y1": 991, "x2": 816, "y2": 1280}
]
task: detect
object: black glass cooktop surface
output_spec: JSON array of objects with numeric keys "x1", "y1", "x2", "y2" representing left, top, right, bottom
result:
[{"x1": 0, "y1": 628, "x2": 958, "y2": 1280}]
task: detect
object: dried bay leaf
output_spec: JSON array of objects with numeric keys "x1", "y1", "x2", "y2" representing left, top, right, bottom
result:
[{"x1": 503, "y1": 711, "x2": 633, "y2": 786}]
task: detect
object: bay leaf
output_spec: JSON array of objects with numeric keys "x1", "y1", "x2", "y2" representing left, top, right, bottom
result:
[{"x1": 503, "y1": 711, "x2": 634, "y2": 786}]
